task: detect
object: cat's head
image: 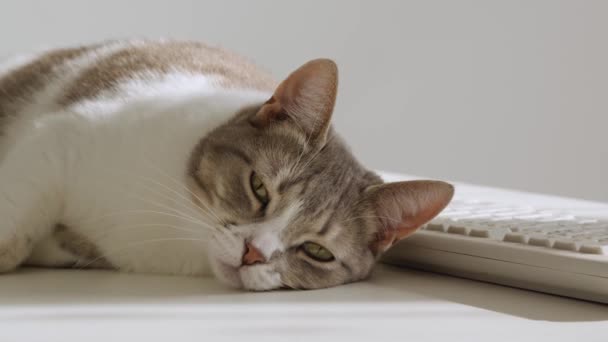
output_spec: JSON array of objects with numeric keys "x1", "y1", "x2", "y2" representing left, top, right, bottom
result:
[{"x1": 188, "y1": 59, "x2": 454, "y2": 290}]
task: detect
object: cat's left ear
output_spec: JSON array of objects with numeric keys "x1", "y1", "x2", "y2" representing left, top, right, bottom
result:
[
  {"x1": 365, "y1": 180, "x2": 454, "y2": 256},
  {"x1": 251, "y1": 59, "x2": 338, "y2": 145}
]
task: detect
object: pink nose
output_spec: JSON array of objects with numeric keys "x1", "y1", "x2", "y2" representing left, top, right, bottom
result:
[{"x1": 242, "y1": 242, "x2": 266, "y2": 265}]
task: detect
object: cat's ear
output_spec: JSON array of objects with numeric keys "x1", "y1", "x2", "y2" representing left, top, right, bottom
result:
[
  {"x1": 365, "y1": 180, "x2": 454, "y2": 256},
  {"x1": 250, "y1": 58, "x2": 338, "y2": 144}
]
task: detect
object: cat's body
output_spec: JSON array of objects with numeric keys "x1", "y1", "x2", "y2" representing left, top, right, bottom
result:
[
  {"x1": 0, "y1": 40, "x2": 272, "y2": 275},
  {"x1": 0, "y1": 40, "x2": 453, "y2": 290}
]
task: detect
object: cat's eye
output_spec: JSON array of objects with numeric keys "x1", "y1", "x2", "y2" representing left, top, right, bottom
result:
[
  {"x1": 250, "y1": 172, "x2": 269, "y2": 206},
  {"x1": 300, "y1": 242, "x2": 335, "y2": 262}
]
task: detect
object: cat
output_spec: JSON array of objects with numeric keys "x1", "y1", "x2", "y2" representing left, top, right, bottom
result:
[{"x1": 0, "y1": 39, "x2": 454, "y2": 291}]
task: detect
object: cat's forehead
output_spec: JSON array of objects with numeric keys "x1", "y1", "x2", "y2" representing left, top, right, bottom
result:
[
  {"x1": 279, "y1": 138, "x2": 376, "y2": 212},
  {"x1": 248, "y1": 127, "x2": 308, "y2": 177}
]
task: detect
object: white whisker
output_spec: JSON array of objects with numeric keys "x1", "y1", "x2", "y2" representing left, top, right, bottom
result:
[
  {"x1": 100, "y1": 166, "x2": 205, "y2": 219},
  {"x1": 141, "y1": 157, "x2": 224, "y2": 224},
  {"x1": 70, "y1": 168, "x2": 222, "y2": 233},
  {"x1": 75, "y1": 209, "x2": 210, "y2": 227},
  {"x1": 125, "y1": 191, "x2": 219, "y2": 233}
]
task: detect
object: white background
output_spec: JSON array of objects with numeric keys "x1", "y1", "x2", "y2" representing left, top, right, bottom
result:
[{"x1": 1, "y1": 0, "x2": 606, "y2": 201}]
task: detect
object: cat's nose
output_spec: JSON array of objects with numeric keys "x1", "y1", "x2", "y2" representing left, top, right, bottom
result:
[{"x1": 242, "y1": 242, "x2": 266, "y2": 265}]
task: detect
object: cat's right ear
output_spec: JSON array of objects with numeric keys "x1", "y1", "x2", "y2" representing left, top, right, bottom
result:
[{"x1": 250, "y1": 59, "x2": 338, "y2": 145}]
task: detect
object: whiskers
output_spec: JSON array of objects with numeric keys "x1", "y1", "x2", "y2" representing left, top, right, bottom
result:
[
  {"x1": 66, "y1": 158, "x2": 231, "y2": 269},
  {"x1": 141, "y1": 158, "x2": 225, "y2": 225}
]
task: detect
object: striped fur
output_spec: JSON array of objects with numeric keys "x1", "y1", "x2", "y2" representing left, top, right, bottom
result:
[{"x1": 0, "y1": 40, "x2": 453, "y2": 291}]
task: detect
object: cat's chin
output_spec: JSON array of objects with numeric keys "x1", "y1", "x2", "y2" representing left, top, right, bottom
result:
[
  {"x1": 239, "y1": 264, "x2": 283, "y2": 291},
  {"x1": 210, "y1": 257, "x2": 283, "y2": 291},
  {"x1": 209, "y1": 258, "x2": 244, "y2": 289}
]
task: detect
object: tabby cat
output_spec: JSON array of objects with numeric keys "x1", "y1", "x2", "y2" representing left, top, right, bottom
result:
[{"x1": 0, "y1": 40, "x2": 453, "y2": 290}]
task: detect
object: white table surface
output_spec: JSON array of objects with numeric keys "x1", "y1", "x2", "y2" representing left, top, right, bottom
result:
[
  {"x1": 1, "y1": 173, "x2": 607, "y2": 341},
  {"x1": 0, "y1": 265, "x2": 606, "y2": 342}
]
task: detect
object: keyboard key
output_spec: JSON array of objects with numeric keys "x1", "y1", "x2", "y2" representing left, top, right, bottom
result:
[
  {"x1": 528, "y1": 236, "x2": 553, "y2": 247},
  {"x1": 579, "y1": 241, "x2": 608, "y2": 255},
  {"x1": 426, "y1": 223, "x2": 446, "y2": 232},
  {"x1": 553, "y1": 240, "x2": 579, "y2": 251},
  {"x1": 503, "y1": 233, "x2": 528, "y2": 243},
  {"x1": 469, "y1": 229, "x2": 490, "y2": 238},
  {"x1": 447, "y1": 226, "x2": 469, "y2": 235}
]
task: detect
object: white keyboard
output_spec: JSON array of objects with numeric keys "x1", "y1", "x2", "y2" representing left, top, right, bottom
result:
[
  {"x1": 379, "y1": 173, "x2": 608, "y2": 304},
  {"x1": 428, "y1": 200, "x2": 608, "y2": 254}
]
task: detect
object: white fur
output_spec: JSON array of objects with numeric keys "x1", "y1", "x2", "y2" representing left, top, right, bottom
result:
[
  {"x1": 239, "y1": 202, "x2": 301, "y2": 258},
  {"x1": 0, "y1": 59, "x2": 275, "y2": 282},
  {"x1": 0, "y1": 41, "x2": 131, "y2": 159},
  {"x1": 207, "y1": 202, "x2": 301, "y2": 289}
]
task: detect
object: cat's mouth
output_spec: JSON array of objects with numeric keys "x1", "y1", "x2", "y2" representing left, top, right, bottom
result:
[
  {"x1": 212, "y1": 259, "x2": 282, "y2": 291},
  {"x1": 209, "y1": 231, "x2": 283, "y2": 291},
  {"x1": 210, "y1": 259, "x2": 243, "y2": 289},
  {"x1": 238, "y1": 263, "x2": 283, "y2": 291}
]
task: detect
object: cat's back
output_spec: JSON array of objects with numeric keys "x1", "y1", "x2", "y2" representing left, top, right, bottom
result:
[
  {"x1": 0, "y1": 41, "x2": 279, "y2": 274},
  {"x1": 0, "y1": 40, "x2": 276, "y2": 126}
]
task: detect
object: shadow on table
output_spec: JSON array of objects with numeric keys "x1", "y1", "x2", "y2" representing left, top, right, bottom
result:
[{"x1": 370, "y1": 264, "x2": 608, "y2": 322}]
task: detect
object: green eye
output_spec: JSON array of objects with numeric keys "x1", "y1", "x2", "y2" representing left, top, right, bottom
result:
[
  {"x1": 301, "y1": 242, "x2": 335, "y2": 262},
  {"x1": 250, "y1": 172, "x2": 269, "y2": 205}
]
